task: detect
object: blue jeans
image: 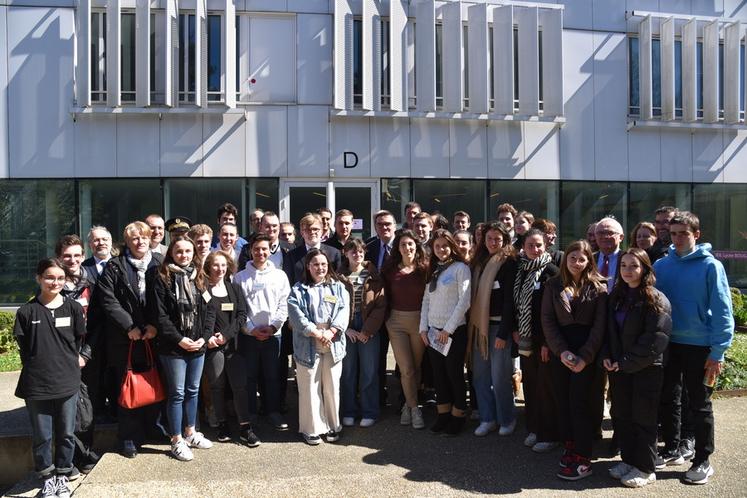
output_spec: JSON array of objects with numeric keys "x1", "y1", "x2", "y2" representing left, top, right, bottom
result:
[
  {"x1": 471, "y1": 323, "x2": 516, "y2": 425},
  {"x1": 341, "y1": 312, "x2": 381, "y2": 419},
  {"x1": 26, "y1": 393, "x2": 78, "y2": 476},
  {"x1": 159, "y1": 354, "x2": 205, "y2": 437},
  {"x1": 241, "y1": 334, "x2": 281, "y2": 415}
]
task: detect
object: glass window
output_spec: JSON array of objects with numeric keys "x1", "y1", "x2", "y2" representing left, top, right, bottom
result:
[
  {"x1": 381, "y1": 178, "x2": 411, "y2": 226},
  {"x1": 559, "y1": 181, "x2": 627, "y2": 250},
  {"x1": 207, "y1": 14, "x2": 222, "y2": 102},
  {"x1": 628, "y1": 182, "x2": 691, "y2": 235},
  {"x1": 0, "y1": 180, "x2": 75, "y2": 304},
  {"x1": 436, "y1": 23, "x2": 443, "y2": 108},
  {"x1": 249, "y1": 178, "x2": 279, "y2": 215},
  {"x1": 652, "y1": 39, "x2": 661, "y2": 115},
  {"x1": 353, "y1": 19, "x2": 362, "y2": 106},
  {"x1": 91, "y1": 11, "x2": 107, "y2": 103},
  {"x1": 121, "y1": 13, "x2": 136, "y2": 102},
  {"x1": 489, "y1": 180, "x2": 559, "y2": 225},
  {"x1": 463, "y1": 24, "x2": 469, "y2": 109},
  {"x1": 693, "y1": 184, "x2": 747, "y2": 288},
  {"x1": 78, "y1": 179, "x2": 162, "y2": 245},
  {"x1": 381, "y1": 20, "x2": 390, "y2": 108},
  {"x1": 179, "y1": 13, "x2": 196, "y2": 103},
  {"x1": 629, "y1": 37, "x2": 639, "y2": 115},
  {"x1": 412, "y1": 180, "x2": 486, "y2": 226}
]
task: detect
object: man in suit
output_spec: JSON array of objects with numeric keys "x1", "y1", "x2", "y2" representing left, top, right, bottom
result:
[
  {"x1": 238, "y1": 211, "x2": 293, "y2": 271},
  {"x1": 286, "y1": 213, "x2": 342, "y2": 284},
  {"x1": 323, "y1": 209, "x2": 354, "y2": 252},
  {"x1": 82, "y1": 226, "x2": 113, "y2": 281},
  {"x1": 145, "y1": 214, "x2": 168, "y2": 255}
]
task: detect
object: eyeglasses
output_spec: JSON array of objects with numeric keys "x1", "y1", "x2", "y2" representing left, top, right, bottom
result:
[
  {"x1": 42, "y1": 276, "x2": 66, "y2": 283},
  {"x1": 596, "y1": 230, "x2": 620, "y2": 237}
]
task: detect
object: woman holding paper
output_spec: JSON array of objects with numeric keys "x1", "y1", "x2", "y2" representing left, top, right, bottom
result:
[{"x1": 420, "y1": 230, "x2": 472, "y2": 436}]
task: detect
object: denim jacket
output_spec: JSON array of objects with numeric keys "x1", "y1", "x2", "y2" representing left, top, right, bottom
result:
[{"x1": 288, "y1": 280, "x2": 350, "y2": 368}]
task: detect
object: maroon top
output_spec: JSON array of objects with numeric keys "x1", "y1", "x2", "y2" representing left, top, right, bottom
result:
[{"x1": 385, "y1": 268, "x2": 426, "y2": 312}]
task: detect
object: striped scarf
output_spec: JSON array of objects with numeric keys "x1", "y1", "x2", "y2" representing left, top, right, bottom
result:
[{"x1": 513, "y1": 252, "x2": 551, "y2": 356}]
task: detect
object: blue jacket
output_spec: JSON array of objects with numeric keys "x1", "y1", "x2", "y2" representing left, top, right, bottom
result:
[
  {"x1": 288, "y1": 280, "x2": 349, "y2": 368},
  {"x1": 653, "y1": 243, "x2": 734, "y2": 361}
]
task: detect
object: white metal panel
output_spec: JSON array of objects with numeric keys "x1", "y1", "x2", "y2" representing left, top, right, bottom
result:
[
  {"x1": 487, "y1": 122, "x2": 524, "y2": 179},
  {"x1": 370, "y1": 118, "x2": 411, "y2": 177},
  {"x1": 628, "y1": 129, "x2": 661, "y2": 181},
  {"x1": 410, "y1": 118, "x2": 449, "y2": 177},
  {"x1": 331, "y1": 116, "x2": 371, "y2": 176},
  {"x1": 692, "y1": 130, "x2": 724, "y2": 182},
  {"x1": 246, "y1": 0, "x2": 286, "y2": 11},
  {"x1": 389, "y1": 0, "x2": 408, "y2": 111},
  {"x1": 682, "y1": 18, "x2": 697, "y2": 121},
  {"x1": 247, "y1": 16, "x2": 296, "y2": 102},
  {"x1": 467, "y1": 3, "x2": 488, "y2": 114},
  {"x1": 592, "y1": 0, "x2": 625, "y2": 32},
  {"x1": 441, "y1": 0, "x2": 463, "y2": 112},
  {"x1": 556, "y1": 0, "x2": 591, "y2": 31},
  {"x1": 0, "y1": 7, "x2": 6, "y2": 177},
  {"x1": 136, "y1": 0, "x2": 150, "y2": 107},
  {"x1": 540, "y1": 8, "x2": 563, "y2": 117},
  {"x1": 164, "y1": 0, "x2": 177, "y2": 107},
  {"x1": 703, "y1": 20, "x2": 719, "y2": 123},
  {"x1": 116, "y1": 114, "x2": 160, "y2": 177},
  {"x1": 524, "y1": 122, "x2": 560, "y2": 179},
  {"x1": 517, "y1": 6, "x2": 539, "y2": 115},
  {"x1": 287, "y1": 105, "x2": 329, "y2": 177},
  {"x1": 660, "y1": 17, "x2": 675, "y2": 120},
  {"x1": 333, "y1": 0, "x2": 353, "y2": 109},
  {"x1": 288, "y1": 0, "x2": 328, "y2": 14},
  {"x1": 224, "y1": 0, "x2": 236, "y2": 108},
  {"x1": 723, "y1": 22, "x2": 741, "y2": 124},
  {"x1": 297, "y1": 14, "x2": 333, "y2": 105},
  {"x1": 449, "y1": 120, "x2": 487, "y2": 178},
  {"x1": 196, "y1": 0, "x2": 207, "y2": 107},
  {"x1": 76, "y1": 0, "x2": 91, "y2": 107},
  {"x1": 107, "y1": 0, "x2": 121, "y2": 107},
  {"x1": 203, "y1": 114, "x2": 245, "y2": 175},
  {"x1": 723, "y1": 131, "x2": 747, "y2": 182},
  {"x1": 492, "y1": 4, "x2": 513, "y2": 115},
  {"x1": 362, "y1": 0, "x2": 382, "y2": 111},
  {"x1": 660, "y1": 129, "x2": 693, "y2": 182},
  {"x1": 407, "y1": 19, "x2": 415, "y2": 108},
  {"x1": 159, "y1": 114, "x2": 203, "y2": 176},
  {"x1": 246, "y1": 106, "x2": 288, "y2": 177},
  {"x1": 238, "y1": 15, "x2": 250, "y2": 101},
  {"x1": 638, "y1": 15, "x2": 652, "y2": 120},
  {"x1": 414, "y1": 0, "x2": 436, "y2": 111},
  {"x1": 8, "y1": 7, "x2": 75, "y2": 177},
  {"x1": 74, "y1": 114, "x2": 116, "y2": 177}
]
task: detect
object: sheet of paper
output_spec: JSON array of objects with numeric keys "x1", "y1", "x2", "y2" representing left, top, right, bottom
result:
[{"x1": 428, "y1": 326, "x2": 452, "y2": 357}]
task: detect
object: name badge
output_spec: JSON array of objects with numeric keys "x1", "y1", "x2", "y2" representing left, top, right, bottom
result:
[
  {"x1": 202, "y1": 291, "x2": 212, "y2": 303},
  {"x1": 76, "y1": 297, "x2": 89, "y2": 307},
  {"x1": 492, "y1": 281, "x2": 501, "y2": 290},
  {"x1": 221, "y1": 302, "x2": 234, "y2": 312},
  {"x1": 534, "y1": 281, "x2": 541, "y2": 290},
  {"x1": 55, "y1": 316, "x2": 71, "y2": 328},
  {"x1": 323, "y1": 295, "x2": 338, "y2": 304}
]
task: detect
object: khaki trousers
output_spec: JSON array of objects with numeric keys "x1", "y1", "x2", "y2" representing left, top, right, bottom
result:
[
  {"x1": 296, "y1": 345, "x2": 343, "y2": 437},
  {"x1": 386, "y1": 310, "x2": 425, "y2": 408}
]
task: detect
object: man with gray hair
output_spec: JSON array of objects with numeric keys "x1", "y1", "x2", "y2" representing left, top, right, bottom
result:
[
  {"x1": 594, "y1": 217, "x2": 624, "y2": 293},
  {"x1": 82, "y1": 225, "x2": 114, "y2": 281}
]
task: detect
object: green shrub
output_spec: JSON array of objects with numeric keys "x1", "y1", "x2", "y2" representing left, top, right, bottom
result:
[
  {"x1": 0, "y1": 310, "x2": 17, "y2": 355},
  {"x1": 731, "y1": 288, "x2": 747, "y2": 327},
  {"x1": 717, "y1": 332, "x2": 747, "y2": 391}
]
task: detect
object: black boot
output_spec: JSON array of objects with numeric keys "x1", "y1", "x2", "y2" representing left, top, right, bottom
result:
[
  {"x1": 430, "y1": 412, "x2": 452, "y2": 434},
  {"x1": 444, "y1": 415, "x2": 467, "y2": 436}
]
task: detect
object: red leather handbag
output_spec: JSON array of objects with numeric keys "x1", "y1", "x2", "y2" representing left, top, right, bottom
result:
[{"x1": 118, "y1": 339, "x2": 165, "y2": 409}]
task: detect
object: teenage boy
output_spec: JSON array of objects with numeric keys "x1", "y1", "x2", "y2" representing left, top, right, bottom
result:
[{"x1": 654, "y1": 211, "x2": 734, "y2": 485}]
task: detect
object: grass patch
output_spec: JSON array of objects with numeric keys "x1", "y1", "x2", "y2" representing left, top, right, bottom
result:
[
  {"x1": 718, "y1": 332, "x2": 747, "y2": 391},
  {"x1": 0, "y1": 350, "x2": 21, "y2": 372}
]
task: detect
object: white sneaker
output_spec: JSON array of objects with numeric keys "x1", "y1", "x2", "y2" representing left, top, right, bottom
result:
[
  {"x1": 532, "y1": 441, "x2": 559, "y2": 453},
  {"x1": 171, "y1": 439, "x2": 194, "y2": 461},
  {"x1": 498, "y1": 418, "x2": 516, "y2": 436},
  {"x1": 609, "y1": 461, "x2": 634, "y2": 480},
  {"x1": 621, "y1": 468, "x2": 656, "y2": 488},
  {"x1": 400, "y1": 405, "x2": 412, "y2": 426},
  {"x1": 55, "y1": 475, "x2": 71, "y2": 498},
  {"x1": 342, "y1": 417, "x2": 355, "y2": 427},
  {"x1": 411, "y1": 407, "x2": 425, "y2": 429},
  {"x1": 185, "y1": 431, "x2": 213, "y2": 449},
  {"x1": 474, "y1": 421, "x2": 497, "y2": 437},
  {"x1": 523, "y1": 432, "x2": 537, "y2": 447},
  {"x1": 359, "y1": 418, "x2": 376, "y2": 428}
]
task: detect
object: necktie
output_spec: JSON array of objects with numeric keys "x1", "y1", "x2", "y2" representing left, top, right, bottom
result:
[
  {"x1": 600, "y1": 254, "x2": 609, "y2": 278},
  {"x1": 378, "y1": 243, "x2": 390, "y2": 270},
  {"x1": 99, "y1": 260, "x2": 107, "y2": 275}
]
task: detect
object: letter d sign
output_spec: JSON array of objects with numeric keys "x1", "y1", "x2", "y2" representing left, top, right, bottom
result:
[{"x1": 344, "y1": 152, "x2": 358, "y2": 169}]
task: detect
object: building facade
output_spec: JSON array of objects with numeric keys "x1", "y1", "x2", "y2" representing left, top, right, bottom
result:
[{"x1": 0, "y1": 0, "x2": 746, "y2": 303}]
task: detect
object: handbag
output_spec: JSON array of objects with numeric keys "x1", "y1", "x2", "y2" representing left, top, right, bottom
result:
[{"x1": 118, "y1": 339, "x2": 165, "y2": 409}]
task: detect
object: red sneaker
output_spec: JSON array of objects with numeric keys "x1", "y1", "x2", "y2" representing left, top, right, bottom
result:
[{"x1": 557, "y1": 458, "x2": 593, "y2": 481}]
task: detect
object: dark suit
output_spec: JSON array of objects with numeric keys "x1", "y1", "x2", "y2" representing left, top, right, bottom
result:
[
  {"x1": 364, "y1": 237, "x2": 394, "y2": 404},
  {"x1": 285, "y1": 244, "x2": 342, "y2": 285},
  {"x1": 82, "y1": 256, "x2": 107, "y2": 282},
  {"x1": 323, "y1": 233, "x2": 348, "y2": 252},
  {"x1": 365, "y1": 237, "x2": 394, "y2": 272}
]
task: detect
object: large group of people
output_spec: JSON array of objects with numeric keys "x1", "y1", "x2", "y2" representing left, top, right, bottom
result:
[{"x1": 12, "y1": 200, "x2": 735, "y2": 497}]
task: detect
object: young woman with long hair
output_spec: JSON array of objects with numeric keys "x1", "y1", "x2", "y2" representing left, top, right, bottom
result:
[
  {"x1": 149, "y1": 236, "x2": 216, "y2": 461},
  {"x1": 603, "y1": 248, "x2": 671, "y2": 488},
  {"x1": 468, "y1": 222, "x2": 518, "y2": 437},
  {"x1": 512, "y1": 228, "x2": 560, "y2": 447},
  {"x1": 381, "y1": 230, "x2": 430, "y2": 430},
  {"x1": 420, "y1": 229, "x2": 472, "y2": 436},
  {"x1": 541, "y1": 239, "x2": 607, "y2": 481}
]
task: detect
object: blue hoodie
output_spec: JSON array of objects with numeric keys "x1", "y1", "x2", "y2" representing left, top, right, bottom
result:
[{"x1": 653, "y1": 243, "x2": 734, "y2": 362}]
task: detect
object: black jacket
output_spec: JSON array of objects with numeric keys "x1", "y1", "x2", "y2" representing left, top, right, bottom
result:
[
  {"x1": 601, "y1": 288, "x2": 672, "y2": 373},
  {"x1": 510, "y1": 262, "x2": 560, "y2": 349},
  {"x1": 81, "y1": 257, "x2": 106, "y2": 282},
  {"x1": 285, "y1": 244, "x2": 342, "y2": 285},
  {"x1": 94, "y1": 253, "x2": 163, "y2": 367},
  {"x1": 208, "y1": 280, "x2": 248, "y2": 354},
  {"x1": 365, "y1": 237, "x2": 393, "y2": 271}
]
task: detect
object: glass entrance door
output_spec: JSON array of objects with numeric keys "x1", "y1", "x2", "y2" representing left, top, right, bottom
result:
[{"x1": 280, "y1": 180, "x2": 379, "y2": 240}]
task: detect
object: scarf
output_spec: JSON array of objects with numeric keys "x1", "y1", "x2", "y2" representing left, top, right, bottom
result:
[
  {"x1": 126, "y1": 249, "x2": 152, "y2": 301},
  {"x1": 513, "y1": 252, "x2": 551, "y2": 356},
  {"x1": 168, "y1": 263, "x2": 198, "y2": 332},
  {"x1": 428, "y1": 260, "x2": 454, "y2": 293},
  {"x1": 468, "y1": 253, "x2": 505, "y2": 363}
]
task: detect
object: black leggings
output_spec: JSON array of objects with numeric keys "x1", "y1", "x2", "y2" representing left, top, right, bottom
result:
[
  {"x1": 427, "y1": 325, "x2": 468, "y2": 411},
  {"x1": 549, "y1": 355, "x2": 595, "y2": 458}
]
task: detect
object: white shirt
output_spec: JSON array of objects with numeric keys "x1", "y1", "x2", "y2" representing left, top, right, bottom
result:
[
  {"x1": 234, "y1": 260, "x2": 290, "y2": 334},
  {"x1": 93, "y1": 256, "x2": 110, "y2": 276}
]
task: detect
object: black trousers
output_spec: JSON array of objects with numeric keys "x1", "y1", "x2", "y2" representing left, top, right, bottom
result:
[
  {"x1": 112, "y1": 365, "x2": 162, "y2": 445},
  {"x1": 427, "y1": 325, "x2": 468, "y2": 411},
  {"x1": 590, "y1": 365, "x2": 607, "y2": 438},
  {"x1": 521, "y1": 351, "x2": 558, "y2": 442},
  {"x1": 378, "y1": 325, "x2": 390, "y2": 404},
  {"x1": 660, "y1": 343, "x2": 715, "y2": 464},
  {"x1": 277, "y1": 324, "x2": 294, "y2": 407},
  {"x1": 549, "y1": 355, "x2": 595, "y2": 458},
  {"x1": 610, "y1": 366, "x2": 663, "y2": 474}
]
